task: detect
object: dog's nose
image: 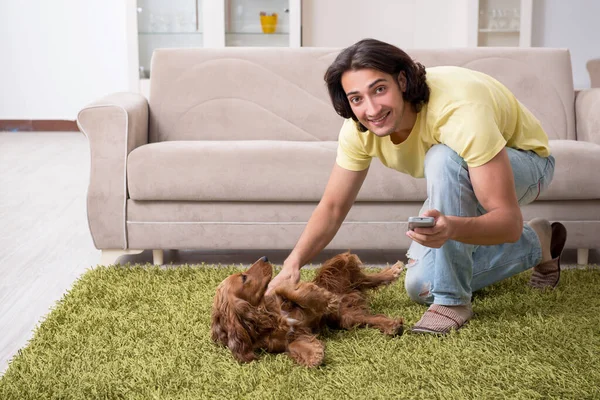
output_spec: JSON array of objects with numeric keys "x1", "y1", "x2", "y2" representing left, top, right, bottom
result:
[{"x1": 260, "y1": 256, "x2": 269, "y2": 262}]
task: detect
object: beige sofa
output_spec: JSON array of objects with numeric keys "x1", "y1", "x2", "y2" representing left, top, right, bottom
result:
[
  {"x1": 588, "y1": 58, "x2": 600, "y2": 88},
  {"x1": 77, "y1": 47, "x2": 600, "y2": 266}
]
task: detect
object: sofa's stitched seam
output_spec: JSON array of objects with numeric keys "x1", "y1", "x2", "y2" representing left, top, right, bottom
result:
[
  {"x1": 317, "y1": 51, "x2": 343, "y2": 62},
  {"x1": 155, "y1": 57, "x2": 331, "y2": 108},
  {"x1": 219, "y1": 58, "x2": 332, "y2": 106},
  {"x1": 174, "y1": 97, "x2": 324, "y2": 142},
  {"x1": 153, "y1": 57, "x2": 332, "y2": 141}
]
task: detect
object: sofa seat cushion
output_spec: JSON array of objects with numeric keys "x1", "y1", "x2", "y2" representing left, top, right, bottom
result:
[
  {"x1": 540, "y1": 140, "x2": 600, "y2": 200},
  {"x1": 127, "y1": 141, "x2": 427, "y2": 202},
  {"x1": 127, "y1": 140, "x2": 600, "y2": 202}
]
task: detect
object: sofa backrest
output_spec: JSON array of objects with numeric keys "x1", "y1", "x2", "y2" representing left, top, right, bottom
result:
[{"x1": 149, "y1": 47, "x2": 575, "y2": 143}]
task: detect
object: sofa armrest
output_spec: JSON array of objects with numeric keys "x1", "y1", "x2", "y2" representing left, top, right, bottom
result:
[
  {"x1": 575, "y1": 88, "x2": 600, "y2": 145},
  {"x1": 77, "y1": 92, "x2": 149, "y2": 250}
]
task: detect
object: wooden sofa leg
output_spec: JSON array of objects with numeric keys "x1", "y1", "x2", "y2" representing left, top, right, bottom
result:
[
  {"x1": 153, "y1": 250, "x2": 164, "y2": 266},
  {"x1": 577, "y1": 248, "x2": 589, "y2": 266},
  {"x1": 100, "y1": 249, "x2": 144, "y2": 266}
]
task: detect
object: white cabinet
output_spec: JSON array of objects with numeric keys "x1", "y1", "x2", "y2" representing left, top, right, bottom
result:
[
  {"x1": 223, "y1": 0, "x2": 301, "y2": 48},
  {"x1": 467, "y1": 0, "x2": 532, "y2": 47},
  {"x1": 127, "y1": 0, "x2": 302, "y2": 96}
]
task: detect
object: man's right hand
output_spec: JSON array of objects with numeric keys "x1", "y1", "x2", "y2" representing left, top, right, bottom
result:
[
  {"x1": 266, "y1": 264, "x2": 301, "y2": 296},
  {"x1": 264, "y1": 165, "x2": 368, "y2": 296}
]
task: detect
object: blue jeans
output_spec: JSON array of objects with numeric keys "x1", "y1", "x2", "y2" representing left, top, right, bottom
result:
[{"x1": 404, "y1": 145, "x2": 555, "y2": 306}]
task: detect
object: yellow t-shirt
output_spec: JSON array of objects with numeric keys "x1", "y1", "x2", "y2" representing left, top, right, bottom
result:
[{"x1": 336, "y1": 66, "x2": 551, "y2": 178}]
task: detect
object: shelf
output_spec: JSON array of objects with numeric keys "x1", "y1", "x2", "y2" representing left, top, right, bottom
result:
[
  {"x1": 225, "y1": 32, "x2": 290, "y2": 47},
  {"x1": 138, "y1": 32, "x2": 289, "y2": 36},
  {"x1": 478, "y1": 28, "x2": 520, "y2": 33},
  {"x1": 139, "y1": 31, "x2": 204, "y2": 35},
  {"x1": 131, "y1": 0, "x2": 302, "y2": 94},
  {"x1": 473, "y1": 0, "x2": 532, "y2": 47},
  {"x1": 225, "y1": 32, "x2": 289, "y2": 36}
]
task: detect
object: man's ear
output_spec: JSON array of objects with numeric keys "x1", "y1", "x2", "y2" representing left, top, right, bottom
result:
[{"x1": 397, "y1": 71, "x2": 407, "y2": 92}]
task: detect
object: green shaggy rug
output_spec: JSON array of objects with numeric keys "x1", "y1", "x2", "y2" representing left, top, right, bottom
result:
[{"x1": 1, "y1": 263, "x2": 599, "y2": 400}]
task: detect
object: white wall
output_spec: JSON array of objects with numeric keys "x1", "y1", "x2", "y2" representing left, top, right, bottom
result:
[
  {"x1": 0, "y1": 1, "x2": 130, "y2": 120},
  {"x1": 531, "y1": 0, "x2": 600, "y2": 89},
  {"x1": 1, "y1": 0, "x2": 598, "y2": 120},
  {"x1": 302, "y1": 0, "x2": 470, "y2": 49},
  {"x1": 302, "y1": 0, "x2": 417, "y2": 48},
  {"x1": 303, "y1": 0, "x2": 599, "y2": 89},
  {"x1": 413, "y1": 0, "x2": 471, "y2": 49}
]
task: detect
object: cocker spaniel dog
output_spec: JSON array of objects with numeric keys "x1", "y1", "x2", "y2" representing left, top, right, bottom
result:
[{"x1": 210, "y1": 252, "x2": 404, "y2": 367}]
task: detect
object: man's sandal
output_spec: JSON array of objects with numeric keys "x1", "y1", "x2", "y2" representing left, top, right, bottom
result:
[
  {"x1": 410, "y1": 304, "x2": 472, "y2": 335},
  {"x1": 529, "y1": 222, "x2": 567, "y2": 289}
]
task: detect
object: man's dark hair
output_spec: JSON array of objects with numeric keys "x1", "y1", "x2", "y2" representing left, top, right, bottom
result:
[{"x1": 324, "y1": 38, "x2": 430, "y2": 132}]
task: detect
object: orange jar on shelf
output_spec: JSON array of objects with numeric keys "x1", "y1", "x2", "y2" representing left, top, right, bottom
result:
[{"x1": 259, "y1": 13, "x2": 277, "y2": 34}]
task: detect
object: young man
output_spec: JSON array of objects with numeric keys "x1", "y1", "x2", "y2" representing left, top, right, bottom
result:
[{"x1": 266, "y1": 39, "x2": 567, "y2": 334}]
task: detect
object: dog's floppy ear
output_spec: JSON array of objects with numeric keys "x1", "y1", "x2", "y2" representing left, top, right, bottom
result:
[
  {"x1": 210, "y1": 283, "x2": 257, "y2": 363},
  {"x1": 228, "y1": 297, "x2": 286, "y2": 363},
  {"x1": 226, "y1": 299, "x2": 259, "y2": 363},
  {"x1": 210, "y1": 281, "x2": 230, "y2": 346}
]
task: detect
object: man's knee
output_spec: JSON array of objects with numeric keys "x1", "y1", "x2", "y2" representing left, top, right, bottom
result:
[
  {"x1": 424, "y1": 144, "x2": 465, "y2": 178},
  {"x1": 404, "y1": 263, "x2": 433, "y2": 305}
]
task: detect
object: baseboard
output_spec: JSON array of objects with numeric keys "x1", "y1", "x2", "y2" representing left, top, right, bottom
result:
[{"x1": 0, "y1": 120, "x2": 79, "y2": 132}]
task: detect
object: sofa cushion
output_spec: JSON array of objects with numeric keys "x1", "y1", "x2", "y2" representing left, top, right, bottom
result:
[
  {"x1": 127, "y1": 140, "x2": 427, "y2": 202},
  {"x1": 408, "y1": 48, "x2": 576, "y2": 141},
  {"x1": 149, "y1": 47, "x2": 575, "y2": 144},
  {"x1": 539, "y1": 140, "x2": 600, "y2": 200},
  {"x1": 127, "y1": 139, "x2": 600, "y2": 202}
]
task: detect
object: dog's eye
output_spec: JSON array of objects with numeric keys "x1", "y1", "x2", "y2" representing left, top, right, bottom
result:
[{"x1": 241, "y1": 274, "x2": 247, "y2": 283}]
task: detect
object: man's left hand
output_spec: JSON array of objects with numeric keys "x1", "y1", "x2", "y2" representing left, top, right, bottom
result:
[{"x1": 406, "y1": 209, "x2": 453, "y2": 248}]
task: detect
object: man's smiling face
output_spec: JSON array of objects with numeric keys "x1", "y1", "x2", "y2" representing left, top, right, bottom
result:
[{"x1": 341, "y1": 68, "x2": 407, "y2": 138}]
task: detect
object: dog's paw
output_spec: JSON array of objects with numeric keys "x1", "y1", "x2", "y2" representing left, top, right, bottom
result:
[
  {"x1": 308, "y1": 285, "x2": 340, "y2": 314},
  {"x1": 382, "y1": 319, "x2": 404, "y2": 336},
  {"x1": 379, "y1": 261, "x2": 405, "y2": 284},
  {"x1": 302, "y1": 347, "x2": 325, "y2": 368},
  {"x1": 389, "y1": 261, "x2": 405, "y2": 278},
  {"x1": 274, "y1": 281, "x2": 297, "y2": 296},
  {"x1": 288, "y1": 336, "x2": 325, "y2": 368},
  {"x1": 325, "y1": 294, "x2": 341, "y2": 315}
]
